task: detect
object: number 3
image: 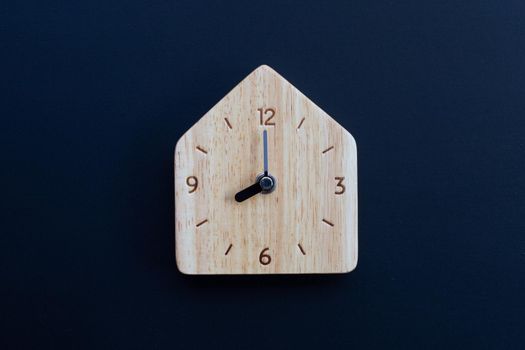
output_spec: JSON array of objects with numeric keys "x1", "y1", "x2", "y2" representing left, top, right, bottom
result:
[{"x1": 335, "y1": 177, "x2": 345, "y2": 195}]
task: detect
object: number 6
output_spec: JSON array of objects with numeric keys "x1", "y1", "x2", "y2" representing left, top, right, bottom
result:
[{"x1": 259, "y1": 248, "x2": 271, "y2": 265}]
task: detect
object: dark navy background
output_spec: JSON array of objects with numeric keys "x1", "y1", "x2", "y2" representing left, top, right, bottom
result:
[{"x1": 1, "y1": 1, "x2": 524, "y2": 349}]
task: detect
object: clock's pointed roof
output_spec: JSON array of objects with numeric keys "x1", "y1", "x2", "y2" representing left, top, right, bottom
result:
[{"x1": 189, "y1": 64, "x2": 353, "y2": 137}]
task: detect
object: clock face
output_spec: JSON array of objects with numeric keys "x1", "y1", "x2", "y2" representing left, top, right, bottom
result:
[{"x1": 175, "y1": 65, "x2": 357, "y2": 274}]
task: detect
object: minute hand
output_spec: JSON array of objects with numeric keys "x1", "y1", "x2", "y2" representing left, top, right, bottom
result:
[{"x1": 263, "y1": 129, "x2": 269, "y2": 175}]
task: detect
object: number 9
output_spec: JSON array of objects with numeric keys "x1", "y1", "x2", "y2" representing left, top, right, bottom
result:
[{"x1": 186, "y1": 176, "x2": 198, "y2": 193}]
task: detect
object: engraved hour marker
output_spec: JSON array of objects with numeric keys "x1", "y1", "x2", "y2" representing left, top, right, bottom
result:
[
  {"x1": 322, "y1": 146, "x2": 334, "y2": 154},
  {"x1": 224, "y1": 243, "x2": 233, "y2": 255},
  {"x1": 297, "y1": 117, "x2": 305, "y2": 129},
  {"x1": 224, "y1": 117, "x2": 232, "y2": 129},
  {"x1": 297, "y1": 243, "x2": 306, "y2": 255},
  {"x1": 196, "y1": 146, "x2": 208, "y2": 154},
  {"x1": 335, "y1": 177, "x2": 346, "y2": 194},
  {"x1": 196, "y1": 219, "x2": 208, "y2": 227},
  {"x1": 322, "y1": 218, "x2": 334, "y2": 227}
]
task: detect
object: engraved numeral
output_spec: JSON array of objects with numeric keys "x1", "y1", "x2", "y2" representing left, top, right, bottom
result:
[
  {"x1": 258, "y1": 108, "x2": 276, "y2": 126},
  {"x1": 186, "y1": 176, "x2": 198, "y2": 193},
  {"x1": 335, "y1": 177, "x2": 345, "y2": 194},
  {"x1": 259, "y1": 247, "x2": 271, "y2": 265}
]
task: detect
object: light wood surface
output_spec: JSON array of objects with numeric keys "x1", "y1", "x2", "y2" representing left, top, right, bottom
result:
[{"x1": 175, "y1": 65, "x2": 357, "y2": 274}]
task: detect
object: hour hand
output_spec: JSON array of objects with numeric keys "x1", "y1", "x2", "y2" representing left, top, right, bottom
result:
[{"x1": 235, "y1": 182, "x2": 262, "y2": 202}]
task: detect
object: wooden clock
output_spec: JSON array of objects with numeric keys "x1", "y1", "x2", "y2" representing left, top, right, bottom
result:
[{"x1": 174, "y1": 65, "x2": 357, "y2": 274}]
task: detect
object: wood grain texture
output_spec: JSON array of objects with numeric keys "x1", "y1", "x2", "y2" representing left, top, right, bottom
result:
[{"x1": 175, "y1": 65, "x2": 357, "y2": 274}]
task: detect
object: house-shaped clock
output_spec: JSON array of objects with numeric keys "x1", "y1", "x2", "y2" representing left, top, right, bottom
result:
[{"x1": 175, "y1": 65, "x2": 357, "y2": 274}]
